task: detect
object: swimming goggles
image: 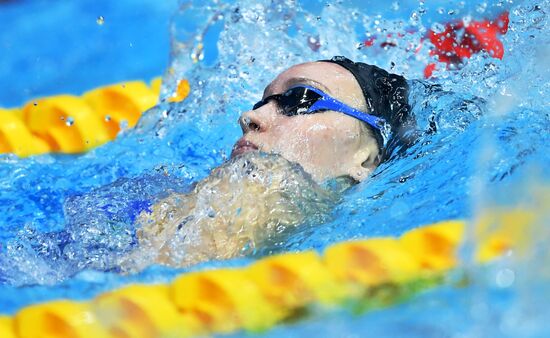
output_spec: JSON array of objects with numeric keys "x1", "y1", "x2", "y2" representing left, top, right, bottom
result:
[{"x1": 252, "y1": 85, "x2": 386, "y2": 131}]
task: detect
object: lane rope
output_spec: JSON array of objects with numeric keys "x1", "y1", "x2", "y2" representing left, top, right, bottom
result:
[
  {"x1": 0, "y1": 209, "x2": 535, "y2": 337},
  {"x1": 0, "y1": 78, "x2": 190, "y2": 157}
]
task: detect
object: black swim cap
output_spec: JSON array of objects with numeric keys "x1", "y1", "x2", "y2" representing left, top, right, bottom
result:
[{"x1": 320, "y1": 56, "x2": 413, "y2": 159}]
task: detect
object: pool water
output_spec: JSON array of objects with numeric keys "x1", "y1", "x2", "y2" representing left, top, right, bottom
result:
[{"x1": 1, "y1": 0, "x2": 549, "y2": 337}]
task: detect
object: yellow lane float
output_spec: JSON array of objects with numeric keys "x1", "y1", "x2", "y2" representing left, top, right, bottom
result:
[
  {"x1": 0, "y1": 109, "x2": 50, "y2": 157},
  {"x1": 0, "y1": 77, "x2": 190, "y2": 157},
  {"x1": 22, "y1": 95, "x2": 111, "y2": 153},
  {"x1": 0, "y1": 317, "x2": 16, "y2": 338},
  {"x1": 324, "y1": 237, "x2": 423, "y2": 289},
  {"x1": 83, "y1": 81, "x2": 158, "y2": 139},
  {"x1": 400, "y1": 220, "x2": 464, "y2": 271},
  {"x1": 3, "y1": 209, "x2": 537, "y2": 338},
  {"x1": 171, "y1": 269, "x2": 280, "y2": 333},
  {"x1": 93, "y1": 284, "x2": 201, "y2": 338},
  {"x1": 14, "y1": 300, "x2": 110, "y2": 338},
  {"x1": 247, "y1": 251, "x2": 342, "y2": 309},
  {"x1": 167, "y1": 79, "x2": 191, "y2": 103},
  {"x1": 475, "y1": 208, "x2": 537, "y2": 262}
]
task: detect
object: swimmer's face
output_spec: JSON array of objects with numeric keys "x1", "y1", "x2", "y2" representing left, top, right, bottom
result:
[{"x1": 233, "y1": 62, "x2": 380, "y2": 182}]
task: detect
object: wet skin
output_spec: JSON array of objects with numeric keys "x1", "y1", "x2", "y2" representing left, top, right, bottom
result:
[
  {"x1": 232, "y1": 61, "x2": 380, "y2": 182},
  {"x1": 124, "y1": 62, "x2": 382, "y2": 271}
]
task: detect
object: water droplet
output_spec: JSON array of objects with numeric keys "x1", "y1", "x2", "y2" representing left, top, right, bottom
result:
[
  {"x1": 227, "y1": 64, "x2": 238, "y2": 79},
  {"x1": 431, "y1": 22, "x2": 446, "y2": 34},
  {"x1": 104, "y1": 115, "x2": 111, "y2": 122},
  {"x1": 231, "y1": 7, "x2": 242, "y2": 23},
  {"x1": 476, "y1": 2, "x2": 487, "y2": 13},
  {"x1": 190, "y1": 42, "x2": 204, "y2": 63},
  {"x1": 307, "y1": 35, "x2": 320, "y2": 51},
  {"x1": 496, "y1": 268, "x2": 515, "y2": 288},
  {"x1": 462, "y1": 15, "x2": 472, "y2": 27},
  {"x1": 65, "y1": 116, "x2": 74, "y2": 127},
  {"x1": 96, "y1": 16, "x2": 105, "y2": 25},
  {"x1": 389, "y1": 201, "x2": 410, "y2": 220},
  {"x1": 33, "y1": 101, "x2": 38, "y2": 106}
]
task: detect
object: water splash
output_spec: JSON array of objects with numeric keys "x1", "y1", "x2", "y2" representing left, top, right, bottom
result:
[{"x1": 0, "y1": 2, "x2": 548, "y2": 334}]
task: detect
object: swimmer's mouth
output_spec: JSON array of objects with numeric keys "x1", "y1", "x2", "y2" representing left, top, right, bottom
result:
[{"x1": 231, "y1": 138, "x2": 259, "y2": 157}]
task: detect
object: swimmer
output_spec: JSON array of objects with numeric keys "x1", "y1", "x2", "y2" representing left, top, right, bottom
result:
[{"x1": 121, "y1": 56, "x2": 412, "y2": 272}]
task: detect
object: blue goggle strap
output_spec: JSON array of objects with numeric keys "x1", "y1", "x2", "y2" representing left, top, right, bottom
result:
[{"x1": 300, "y1": 85, "x2": 386, "y2": 131}]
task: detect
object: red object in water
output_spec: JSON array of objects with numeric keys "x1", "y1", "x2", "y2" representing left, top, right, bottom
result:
[
  {"x1": 359, "y1": 12, "x2": 509, "y2": 78},
  {"x1": 425, "y1": 11, "x2": 509, "y2": 78},
  {"x1": 424, "y1": 63, "x2": 437, "y2": 79},
  {"x1": 363, "y1": 36, "x2": 376, "y2": 47}
]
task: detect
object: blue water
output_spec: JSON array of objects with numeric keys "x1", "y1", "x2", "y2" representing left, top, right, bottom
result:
[
  {"x1": 1, "y1": 0, "x2": 549, "y2": 337},
  {"x1": 0, "y1": 0, "x2": 177, "y2": 107}
]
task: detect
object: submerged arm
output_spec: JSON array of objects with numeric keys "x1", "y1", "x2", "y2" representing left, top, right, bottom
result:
[{"x1": 121, "y1": 153, "x2": 336, "y2": 272}]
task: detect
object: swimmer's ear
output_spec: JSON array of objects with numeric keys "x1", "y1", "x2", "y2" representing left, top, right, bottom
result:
[{"x1": 347, "y1": 147, "x2": 380, "y2": 182}]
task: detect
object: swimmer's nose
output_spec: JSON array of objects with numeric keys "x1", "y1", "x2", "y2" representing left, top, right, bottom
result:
[{"x1": 238, "y1": 110, "x2": 263, "y2": 133}]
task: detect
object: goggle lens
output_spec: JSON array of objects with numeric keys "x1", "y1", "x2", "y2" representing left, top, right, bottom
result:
[{"x1": 252, "y1": 87, "x2": 322, "y2": 116}]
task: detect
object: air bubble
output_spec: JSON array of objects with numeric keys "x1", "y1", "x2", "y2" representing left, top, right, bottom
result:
[
  {"x1": 307, "y1": 35, "x2": 320, "y2": 51},
  {"x1": 227, "y1": 64, "x2": 239, "y2": 78},
  {"x1": 462, "y1": 15, "x2": 472, "y2": 27},
  {"x1": 119, "y1": 120, "x2": 128, "y2": 130},
  {"x1": 190, "y1": 43, "x2": 205, "y2": 63},
  {"x1": 65, "y1": 117, "x2": 74, "y2": 127},
  {"x1": 431, "y1": 22, "x2": 445, "y2": 33},
  {"x1": 476, "y1": 3, "x2": 487, "y2": 13},
  {"x1": 96, "y1": 16, "x2": 105, "y2": 25},
  {"x1": 496, "y1": 268, "x2": 515, "y2": 288}
]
